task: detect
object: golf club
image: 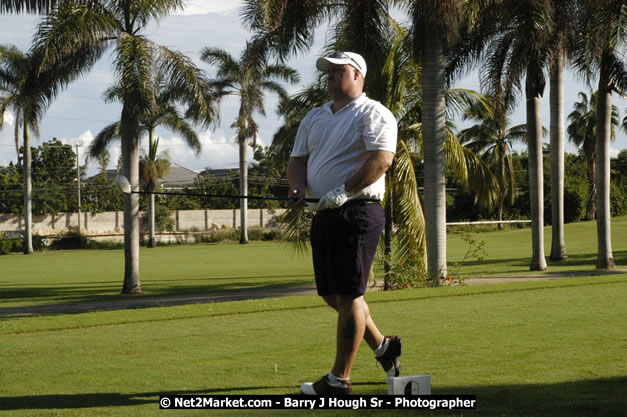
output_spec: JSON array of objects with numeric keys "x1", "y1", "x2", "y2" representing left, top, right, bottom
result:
[{"x1": 115, "y1": 174, "x2": 323, "y2": 203}]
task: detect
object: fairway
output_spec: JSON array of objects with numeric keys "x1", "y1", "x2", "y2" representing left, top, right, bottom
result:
[
  {"x1": 1, "y1": 216, "x2": 626, "y2": 309},
  {"x1": 1, "y1": 277, "x2": 625, "y2": 416},
  {"x1": 0, "y1": 242, "x2": 315, "y2": 308},
  {"x1": 0, "y1": 217, "x2": 626, "y2": 416}
]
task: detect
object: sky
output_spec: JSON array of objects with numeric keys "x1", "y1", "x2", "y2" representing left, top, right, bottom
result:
[{"x1": 0, "y1": 0, "x2": 625, "y2": 177}]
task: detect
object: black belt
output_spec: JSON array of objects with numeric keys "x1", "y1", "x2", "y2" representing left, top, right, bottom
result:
[{"x1": 343, "y1": 199, "x2": 380, "y2": 207}]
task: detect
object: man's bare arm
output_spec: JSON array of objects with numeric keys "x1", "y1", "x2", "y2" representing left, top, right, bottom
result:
[
  {"x1": 287, "y1": 156, "x2": 308, "y2": 206},
  {"x1": 344, "y1": 150, "x2": 394, "y2": 195}
]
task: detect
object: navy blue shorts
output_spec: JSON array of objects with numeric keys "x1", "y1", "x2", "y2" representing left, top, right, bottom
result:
[{"x1": 310, "y1": 200, "x2": 384, "y2": 296}]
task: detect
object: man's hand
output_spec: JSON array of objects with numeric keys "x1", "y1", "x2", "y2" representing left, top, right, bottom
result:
[
  {"x1": 287, "y1": 184, "x2": 307, "y2": 208},
  {"x1": 316, "y1": 184, "x2": 350, "y2": 211}
]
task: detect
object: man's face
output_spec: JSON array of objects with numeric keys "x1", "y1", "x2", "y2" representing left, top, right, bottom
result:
[{"x1": 326, "y1": 64, "x2": 360, "y2": 98}]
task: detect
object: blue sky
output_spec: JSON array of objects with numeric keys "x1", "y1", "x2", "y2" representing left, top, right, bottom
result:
[{"x1": 1, "y1": 0, "x2": 625, "y2": 177}]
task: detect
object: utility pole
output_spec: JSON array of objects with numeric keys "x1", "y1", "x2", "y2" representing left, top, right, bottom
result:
[{"x1": 76, "y1": 142, "x2": 81, "y2": 234}]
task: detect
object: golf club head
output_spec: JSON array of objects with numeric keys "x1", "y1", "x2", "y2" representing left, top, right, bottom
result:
[{"x1": 116, "y1": 174, "x2": 132, "y2": 194}]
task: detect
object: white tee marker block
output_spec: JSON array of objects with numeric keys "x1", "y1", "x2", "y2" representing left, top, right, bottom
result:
[{"x1": 387, "y1": 375, "x2": 431, "y2": 395}]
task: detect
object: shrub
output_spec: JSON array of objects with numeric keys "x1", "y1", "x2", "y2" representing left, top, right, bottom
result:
[
  {"x1": 610, "y1": 180, "x2": 626, "y2": 217},
  {"x1": 49, "y1": 232, "x2": 88, "y2": 250}
]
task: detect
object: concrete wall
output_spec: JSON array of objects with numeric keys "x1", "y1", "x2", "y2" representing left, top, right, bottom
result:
[{"x1": 0, "y1": 208, "x2": 285, "y2": 236}]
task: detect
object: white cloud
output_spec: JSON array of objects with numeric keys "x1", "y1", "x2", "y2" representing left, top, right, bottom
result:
[
  {"x1": 2, "y1": 112, "x2": 14, "y2": 126},
  {"x1": 154, "y1": 128, "x2": 270, "y2": 173},
  {"x1": 172, "y1": 0, "x2": 244, "y2": 16},
  {"x1": 610, "y1": 146, "x2": 621, "y2": 159}
]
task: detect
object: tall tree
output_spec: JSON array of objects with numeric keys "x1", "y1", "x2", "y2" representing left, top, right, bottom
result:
[
  {"x1": 547, "y1": 0, "x2": 578, "y2": 261},
  {"x1": 244, "y1": 0, "x2": 495, "y2": 280},
  {"x1": 567, "y1": 91, "x2": 619, "y2": 220},
  {"x1": 482, "y1": 0, "x2": 555, "y2": 270},
  {"x1": 391, "y1": 0, "x2": 499, "y2": 277},
  {"x1": 89, "y1": 70, "x2": 204, "y2": 248},
  {"x1": 34, "y1": 0, "x2": 217, "y2": 293},
  {"x1": 200, "y1": 40, "x2": 298, "y2": 244},
  {"x1": 459, "y1": 94, "x2": 528, "y2": 228},
  {"x1": 0, "y1": 44, "x2": 76, "y2": 253},
  {"x1": 572, "y1": 0, "x2": 626, "y2": 269}
]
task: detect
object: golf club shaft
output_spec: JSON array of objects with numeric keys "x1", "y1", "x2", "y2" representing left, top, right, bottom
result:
[{"x1": 129, "y1": 189, "x2": 322, "y2": 203}]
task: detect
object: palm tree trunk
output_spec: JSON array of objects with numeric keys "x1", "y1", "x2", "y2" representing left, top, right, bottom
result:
[
  {"x1": 148, "y1": 129, "x2": 156, "y2": 248},
  {"x1": 497, "y1": 195, "x2": 504, "y2": 231},
  {"x1": 239, "y1": 134, "x2": 248, "y2": 244},
  {"x1": 422, "y1": 30, "x2": 448, "y2": 280},
  {"x1": 148, "y1": 193, "x2": 156, "y2": 248},
  {"x1": 594, "y1": 66, "x2": 615, "y2": 269},
  {"x1": 585, "y1": 154, "x2": 596, "y2": 220},
  {"x1": 23, "y1": 121, "x2": 33, "y2": 254},
  {"x1": 525, "y1": 68, "x2": 547, "y2": 271},
  {"x1": 549, "y1": 52, "x2": 567, "y2": 261},
  {"x1": 121, "y1": 103, "x2": 142, "y2": 293},
  {"x1": 384, "y1": 165, "x2": 394, "y2": 290}
]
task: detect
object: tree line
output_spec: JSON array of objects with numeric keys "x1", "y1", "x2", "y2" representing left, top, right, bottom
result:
[{"x1": 1, "y1": 0, "x2": 625, "y2": 294}]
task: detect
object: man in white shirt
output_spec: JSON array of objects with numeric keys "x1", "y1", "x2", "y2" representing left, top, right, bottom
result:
[{"x1": 287, "y1": 51, "x2": 401, "y2": 395}]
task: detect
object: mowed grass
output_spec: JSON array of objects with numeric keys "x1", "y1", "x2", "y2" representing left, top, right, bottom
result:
[
  {"x1": 446, "y1": 215, "x2": 627, "y2": 277},
  {"x1": 0, "y1": 276, "x2": 625, "y2": 416},
  {"x1": 0, "y1": 242, "x2": 315, "y2": 308},
  {"x1": 1, "y1": 216, "x2": 626, "y2": 308}
]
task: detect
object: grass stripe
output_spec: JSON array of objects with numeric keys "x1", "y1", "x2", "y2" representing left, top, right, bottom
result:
[{"x1": 2, "y1": 275, "x2": 624, "y2": 336}]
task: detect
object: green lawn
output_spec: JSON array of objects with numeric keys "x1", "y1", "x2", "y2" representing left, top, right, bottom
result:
[
  {"x1": 0, "y1": 242, "x2": 315, "y2": 308},
  {"x1": 1, "y1": 276, "x2": 625, "y2": 416},
  {"x1": 1, "y1": 216, "x2": 625, "y2": 308},
  {"x1": 447, "y1": 215, "x2": 627, "y2": 277}
]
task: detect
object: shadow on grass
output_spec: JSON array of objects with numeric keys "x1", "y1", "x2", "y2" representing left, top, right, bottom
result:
[
  {"x1": 453, "y1": 249, "x2": 626, "y2": 276},
  {"x1": 0, "y1": 280, "x2": 316, "y2": 316},
  {"x1": 1, "y1": 377, "x2": 624, "y2": 416},
  {"x1": 0, "y1": 274, "x2": 314, "y2": 304},
  {"x1": 357, "y1": 376, "x2": 625, "y2": 416},
  {"x1": 0, "y1": 386, "x2": 293, "y2": 410}
]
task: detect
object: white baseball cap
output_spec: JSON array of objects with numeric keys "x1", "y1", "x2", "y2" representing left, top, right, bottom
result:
[{"x1": 316, "y1": 51, "x2": 367, "y2": 77}]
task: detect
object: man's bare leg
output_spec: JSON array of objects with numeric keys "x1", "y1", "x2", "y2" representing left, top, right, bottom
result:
[{"x1": 322, "y1": 294, "x2": 384, "y2": 351}]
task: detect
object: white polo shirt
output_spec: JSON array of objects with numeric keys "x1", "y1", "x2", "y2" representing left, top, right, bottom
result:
[{"x1": 290, "y1": 93, "x2": 397, "y2": 201}]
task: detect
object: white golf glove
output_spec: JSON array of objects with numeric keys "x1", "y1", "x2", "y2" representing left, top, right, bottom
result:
[{"x1": 316, "y1": 184, "x2": 350, "y2": 211}]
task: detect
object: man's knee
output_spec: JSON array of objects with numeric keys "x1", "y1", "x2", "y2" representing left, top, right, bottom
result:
[
  {"x1": 322, "y1": 294, "x2": 338, "y2": 310},
  {"x1": 336, "y1": 294, "x2": 363, "y2": 310}
]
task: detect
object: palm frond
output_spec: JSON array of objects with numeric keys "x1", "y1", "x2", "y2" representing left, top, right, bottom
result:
[
  {"x1": 446, "y1": 129, "x2": 497, "y2": 212},
  {"x1": 278, "y1": 206, "x2": 314, "y2": 255},
  {"x1": 162, "y1": 112, "x2": 202, "y2": 155},
  {"x1": 0, "y1": 0, "x2": 59, "y2": 14},
  {"x1": 127, "y1": 0, "x2": 184, "y2": 29},
  {"x1": 88, "y1": 121, "x2": 121, "y2": 160},
  {"x1": 157, "y1": 43, "x2": 220, "y2": 128},
  {"x1": 242, "y1": 0, "x2": 331, "y2": 60},
  {"x1": 385, "y1": 140, "x2": 426, "y2": 274},
  {"x1": 446, "y1": 88, "x2": 493, "y2": 121}
]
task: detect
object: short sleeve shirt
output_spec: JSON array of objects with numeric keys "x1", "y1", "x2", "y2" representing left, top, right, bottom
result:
[{"x1": 290, "y1": 93, "x2": 397, "y2": 200}]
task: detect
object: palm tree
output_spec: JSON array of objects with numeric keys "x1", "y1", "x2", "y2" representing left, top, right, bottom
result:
[
  {"x1": 0, "y1": 44, "x2": 75, "y2": 253},
  {"x1": 200, "y1": 40, "x2": 299, "y2": 244},
  {"x1": 389, "y1": 0, "x2": 500, "y2": 278},
  {"x1": 459, "y1": 95, "x2": 528, "y2": 229},
  {"x1": 547, "y1": 0, "x2": 578, "y2": 261},
  {"x1": 139, "y1": 138, "x2": 171, "y2": 247},
  {"x1": 89, "y1": 71, "x2": 202, "y2": 248},
  {"x1": 34, "y1": 0, "x2": 217, "y2": 293},
  {"x1": 243, "y1": 0, "x2": 494, "y2": 280},
  {"x1": 567, "y1": 91, "x2": 619, "y2": 220},
  {"x1": 482, "y1": 0, "x2": 555, "y2": 271},
  {"x1": 244, "y1": 0, "x2": 496, "y2": 280},
  {"x1": 572, "y1": 0, "x2": 626, "y2": 269}
]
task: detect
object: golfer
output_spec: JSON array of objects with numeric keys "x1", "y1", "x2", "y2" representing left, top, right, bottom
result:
[{"x1": 287, "y1": 51, "x2": 401, "y2": 395}]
